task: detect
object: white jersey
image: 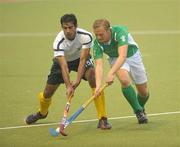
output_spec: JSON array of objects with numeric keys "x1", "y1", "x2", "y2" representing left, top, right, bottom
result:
[{"x1": 53, "y1": 28, "x2": 93, "y2": 62}]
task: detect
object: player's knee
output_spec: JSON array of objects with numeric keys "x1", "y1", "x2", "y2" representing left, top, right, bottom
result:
[
  {"x1": 137, "y1": 84, "x2": 149, "y2": 97},
  {"x1": 43, "y1": 89, "x2": 54, "y2": 99},
  {"x1": 139, "y1": 90, "x2": 149, "y2": 98},
  {"x1": 117, "y1": 71, "x2": 130, "y2": 87},
  {"x1": 119, "y1": 77, "x2": 130, "y2": 87}
]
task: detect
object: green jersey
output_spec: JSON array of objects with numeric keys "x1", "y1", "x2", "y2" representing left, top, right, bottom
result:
[{"x1": 93, "y1": 25, "x2": 139, "y2": 59}]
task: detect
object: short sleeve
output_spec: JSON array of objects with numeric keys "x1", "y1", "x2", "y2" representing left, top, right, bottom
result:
[
  {"x1": 81, "y1": 32, "x2": 93, "y2": 49},
  {"x1": 53, "y1": 33, "x2": 65, "y2": 57},
  {"x1": 116, "y1": 28, "x2": 129, "y2": 47}
]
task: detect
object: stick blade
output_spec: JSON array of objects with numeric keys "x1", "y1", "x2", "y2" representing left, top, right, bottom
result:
[
  {"x1": 59, "y1": 124, "x2": 68, "y2": 136},
  {"x1": 49, "y1": 128, "x2": 59, "y2": 137}
]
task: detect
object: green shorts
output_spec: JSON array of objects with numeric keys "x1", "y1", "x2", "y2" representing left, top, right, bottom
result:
[{"x1": 47, "y1": 56, "x2": 94, "y2": 85}]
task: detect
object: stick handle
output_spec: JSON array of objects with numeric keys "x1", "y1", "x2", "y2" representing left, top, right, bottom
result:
[
  {"x1": 82, "y1": 84, "x2": 108, "y2": 108},
  {"x1": 60, "y1": 95, "x2": 73, "y2": 124}
]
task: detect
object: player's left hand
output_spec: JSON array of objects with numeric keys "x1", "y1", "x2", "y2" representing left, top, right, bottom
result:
[
  {"x1": 94, "y1": 86, "x2": 101, "y2": 98},
  {"x1": 106, "y1": 74, "x2": 114, "y2": 85},
  {"x1": 66, "y1": 84, "x2": 74, "y2": 98},
  {"x1": 72, "y1": 80, "x2": 81, "y2": 90}
]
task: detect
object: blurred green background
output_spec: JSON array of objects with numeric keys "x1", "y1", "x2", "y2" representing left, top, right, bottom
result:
[{"x1": 0, "y1": 0, "x2": 179, "y2": 147}]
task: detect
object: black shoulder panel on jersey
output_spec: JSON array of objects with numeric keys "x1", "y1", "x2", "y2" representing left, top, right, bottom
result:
[
  {"x1": 56, "y1": 38, "x2": 65, "y2": 50},
  {"x1": 77, "y1": 31, "x2": 92, "y2": 45},
  {"x1": 54, "y1": 49, "x2": 65, "y2": 51}
]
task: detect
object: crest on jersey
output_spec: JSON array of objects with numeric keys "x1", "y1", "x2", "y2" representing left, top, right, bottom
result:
[{"x1": 121, "y1": 35, "x2": 126, "y2": 42}]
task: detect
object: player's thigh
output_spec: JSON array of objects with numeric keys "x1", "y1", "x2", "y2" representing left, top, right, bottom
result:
[
  {"x1": 108, "y1": 57, "x2": 131, "y2": 87},
  {"x1": 44, "y1": 59, "x2": 63, "y2": 98},
  {"x1": 116, "y1": 69, "x2": 131, "y2": 87},
  {"x1": 82, "y1": 56, "x2": 96, "y2": 88},
  {"x1": 84, "y1": 67, "x2": 96, "y2": 88},
  {"x1": 128, "y1": 50, "x2": 148, "y2": 85}
]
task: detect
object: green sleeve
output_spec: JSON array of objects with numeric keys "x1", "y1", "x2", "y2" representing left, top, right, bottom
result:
[
  {"x1": 93, "y1": 40, "x2": 103, "y2": 60},
  {"x1": 116, "y1": 27, "x2": 129, "y2": 47}
]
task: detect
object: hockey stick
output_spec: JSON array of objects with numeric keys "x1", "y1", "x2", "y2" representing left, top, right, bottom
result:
[
  {"x1": 65, "y1": 84, "x2": 107, "y2": 127},
  {"x1": 50, "y1": 94, "x2": 73, "y2": 137},
  {"x1": 50, "y1": 84, "x2": 108, "y2": 137}
]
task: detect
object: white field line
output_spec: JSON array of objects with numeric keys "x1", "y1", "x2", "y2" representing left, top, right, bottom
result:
[
  {"x1": 0, "y1": 30, "x2": 180, "y2": 37},
  {"x1": 0, "y1": 110, "x2": 179, "y2": 131}
]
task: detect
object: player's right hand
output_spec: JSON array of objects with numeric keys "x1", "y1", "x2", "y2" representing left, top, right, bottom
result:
[
  {"x1": 66, "y1": 84, "x2": 74, "y2": 98},
  {"x1": 72, "y1": 80, "x2": 81, "y2": 90},
  {"x1": 94, "y1": 86, "x2": 101, "y2": 98}
]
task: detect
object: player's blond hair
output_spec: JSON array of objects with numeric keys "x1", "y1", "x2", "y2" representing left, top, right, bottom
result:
[{"x1": 93, "y1": 19, "x2": 110, "y2": 30}]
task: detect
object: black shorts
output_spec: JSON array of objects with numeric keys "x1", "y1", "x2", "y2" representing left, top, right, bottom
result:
[{"x1": 47, "y1": 56, "x2": 94, "y2": 85}]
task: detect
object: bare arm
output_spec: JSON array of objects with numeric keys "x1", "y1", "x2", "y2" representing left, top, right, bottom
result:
[
  {"x1": 106, "y1": 45, "x2": 128, "y2": 84},
  {"x1": 73, "y1": 48, "x2": 90, "y2": 89},
  {"x1": 57, "y1": 56, "x2": 74, "y2": 97}
]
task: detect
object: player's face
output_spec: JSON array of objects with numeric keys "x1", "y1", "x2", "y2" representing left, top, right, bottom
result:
[
  {"x1": 62, "y1": 22, "x2": 77, "y2": 40},
  {"x1": 93, "y1": 26, "x2": 111, "y2": 43}
]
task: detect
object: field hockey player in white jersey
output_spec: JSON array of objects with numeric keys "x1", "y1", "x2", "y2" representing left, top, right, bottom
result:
[{"x1": 25, "y1": 14, "x2": 111, "y2": 129}]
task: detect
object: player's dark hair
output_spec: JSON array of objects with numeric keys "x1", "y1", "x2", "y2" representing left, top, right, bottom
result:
[{"x1": 60, "y1": 14, "x2": 77, "y2": 27}]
